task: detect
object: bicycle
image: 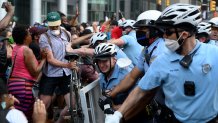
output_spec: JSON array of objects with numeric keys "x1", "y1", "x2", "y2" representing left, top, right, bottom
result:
[{"x1": 65, "y1": 53, "x2": 84, "y2": 123}]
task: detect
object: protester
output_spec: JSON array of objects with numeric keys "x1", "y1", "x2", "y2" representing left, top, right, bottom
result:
[
  {"x1": 39, "y1": 11, "x2": 77, "y2": 123},
  {"x1": 0, "y1": 93, "x2": 28, "y2": 123},
  {"x1": 8, "y1": 25, "x2": 47, "y2": 122}
]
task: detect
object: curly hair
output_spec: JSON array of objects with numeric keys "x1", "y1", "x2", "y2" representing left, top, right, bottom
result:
[{"x1": 12, "y1": 25, "x2": 29, "y2": 44}]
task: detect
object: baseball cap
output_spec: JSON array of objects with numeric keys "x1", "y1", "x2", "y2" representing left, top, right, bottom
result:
[{"x1": 47, "y1": 12, "x2": 61, "y2": 27}]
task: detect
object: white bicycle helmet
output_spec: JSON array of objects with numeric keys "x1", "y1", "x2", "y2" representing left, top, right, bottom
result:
[
  {"x1": 134, "y1": 10, "x2": 161, "y2": 27},
  {"x1": 209, "y1": 17, "x2": 218, "y2": 27},
  {"x1": 155, "y1": 3, "x2": 202, "y2": 28},
  {"x1": 122, "y1": 19, "x2": 136, "y2": 29},
  {"x1": 94, "y1": 43, "x2": 117, "y2": 59},
  {"x1": 197, "y1": 22, "x2": 211, "y2": 35},
  {"x1": 90, "y1": 32, "x2": 107, "y2": 46}
]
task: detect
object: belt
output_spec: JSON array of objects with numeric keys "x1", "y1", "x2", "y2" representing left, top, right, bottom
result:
[{"x1": 158, "y1": 105, "x2": 218, "y2": 123}]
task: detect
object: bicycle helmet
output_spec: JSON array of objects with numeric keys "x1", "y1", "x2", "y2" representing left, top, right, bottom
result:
[
  {"x1": 134, "y1": 10, "x2": 161, "y2": 27},
  {"x1": 122, "y1": 20, "x2": 136, "y2": 29},
  {"x1": 209, "y1": 17, "x2": 218, "y2": 28},
  {"x1": 197, "y1": 22, "x2": 211, "y2": 35},
  {"x1": 94, "y1": 43, "x2": 117, "y2": 59},
  {"x1": 155, "y1": 3, "x2": 202, "y2": 29},
  {"x1": 90, "y1": 32, "x2": 107, "y2": 46}
]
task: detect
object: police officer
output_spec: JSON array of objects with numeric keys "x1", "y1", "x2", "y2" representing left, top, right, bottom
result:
[
  {"x1": 94, "y1": 43, "x2": 147, "y2": 123},
  {"x1": 108, "y1": 10, "x2": 167, "y2": 122},
  {"x1": 109, "y1": 19, "x2": 143, "y2": 66},
  {"x1": 208, "y1": 17, "x2": 218, "y2": 45},
  {"x1": 106, "y1": 3, "x2": 218, "y2": 123},
  {"x1": 94, "y1": 43, "x2": 132, "y2": 106},
  {"x1": 196, "y1": 22, "x2": 212, "y2": 44}
]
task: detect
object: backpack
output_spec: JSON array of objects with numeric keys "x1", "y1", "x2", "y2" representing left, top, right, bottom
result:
[{"x1": 0, "y1": 41, "x2": 7, "y2": 66}]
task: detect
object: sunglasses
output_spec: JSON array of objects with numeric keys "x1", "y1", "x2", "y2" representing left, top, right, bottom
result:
[
  {"x1": 164, "y1": 29, "x2": 184, "y2": 36},
  {"x1": 164, "y1": 29, "x2": 177, "y2": 36}
]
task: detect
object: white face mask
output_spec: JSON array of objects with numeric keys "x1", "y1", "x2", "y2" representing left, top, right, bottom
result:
[
  {"x1": 165, "y1": 32, "x2": 184, "y2": 52},
  {"x1": 51, "y1": 29, "x2": 60, "y2": 36}
]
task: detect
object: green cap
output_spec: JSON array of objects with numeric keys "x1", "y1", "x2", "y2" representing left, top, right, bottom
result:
[{"x1": 47, "y1": 12, "x2": 61, "y2": 27}]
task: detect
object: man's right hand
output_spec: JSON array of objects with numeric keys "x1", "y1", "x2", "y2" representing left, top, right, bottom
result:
[
  {"x1": 105, "y1": 111, "x2": 123, "y2": 123},
  {"x1": 4, "y1": 2, "x2": 14, "y2": 15},
  {"x1": 67, "y1": 60, "x2": 79, "y2": 71}
]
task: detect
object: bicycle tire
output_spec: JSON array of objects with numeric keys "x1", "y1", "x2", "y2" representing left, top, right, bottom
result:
[{"x1": 69, "y1": 70, "x2": 84, "y2": 123}]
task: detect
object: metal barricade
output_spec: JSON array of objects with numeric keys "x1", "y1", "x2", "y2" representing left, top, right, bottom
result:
[{"x1": 79, "y1": 78, "x2": 104, "y2": 123}]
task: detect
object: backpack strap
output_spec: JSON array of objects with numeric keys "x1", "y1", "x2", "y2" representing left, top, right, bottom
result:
[
  {"x1": 43, "y1": 29, "x2": 71, "y2": 47},
  {"x1": 62, "y1": 28, "x2": 71, "y2": 42},
  {"x1": 44, "y1": 32, "x2": 52, "y2": 48}
]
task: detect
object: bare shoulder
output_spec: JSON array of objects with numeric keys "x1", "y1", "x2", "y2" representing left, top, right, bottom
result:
[{"x1": 23, "y1": 46, "x2": 33, "y2": 54}]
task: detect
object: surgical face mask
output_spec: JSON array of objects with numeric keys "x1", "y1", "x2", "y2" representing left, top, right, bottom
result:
[
  {"x1": 1, "y1": 102, "x2": 6, "y2": 109},
  {"x1": 51, "y1": 29, "x2": 61, "y2": 36},
  {"x1": 8, "y1": 37, "x2": 14, "y2": 44},
  {"x1": 165, "y1": 32, "x2": 184, "y2": 52}
]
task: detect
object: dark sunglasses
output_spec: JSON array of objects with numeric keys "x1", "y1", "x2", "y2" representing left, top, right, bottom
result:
[
  {"x1": 164, "y1": 29, "x2": 184, "y2": 36},
  {"x1": 164, "y1": 29, "x2": 177, "y2": 36}
]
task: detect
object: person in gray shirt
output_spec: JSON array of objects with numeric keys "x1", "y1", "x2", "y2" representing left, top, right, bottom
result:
[{"x1": 39, "y1": 11, "x2": 77, "y2": 123}]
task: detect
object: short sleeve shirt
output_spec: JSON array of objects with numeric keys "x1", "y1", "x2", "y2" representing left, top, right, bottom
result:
[
  {"x1": 99, "y1": 64, "x2": 132, "y2": 104},
  {"x1": 138, "y1": 41, "x2": 218, "y2": 122},
  {"x1": 39, "y1": 29, "x2": 72, "y2": 77},
  {"x1": 121, "y1": 31, "x2": 143, "y2": 66},
  {"x1": 136, "y1": 38, "x2": 166, "y2": 73}
]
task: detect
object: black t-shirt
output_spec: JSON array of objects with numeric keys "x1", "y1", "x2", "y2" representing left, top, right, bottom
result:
[{"x1": 29, "y1": 41, "x2": 41, "y2": 60}]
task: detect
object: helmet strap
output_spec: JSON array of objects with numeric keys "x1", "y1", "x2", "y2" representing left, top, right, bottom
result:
[{"x1": 96, "y1": 58, "x2": 114, "y2": 79}]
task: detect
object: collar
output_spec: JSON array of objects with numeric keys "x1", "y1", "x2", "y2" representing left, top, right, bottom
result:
[
  {"x1": 168, "y1": 40, "x2": 201, "y2": 62},
  {"x1": 147, "y1": 38, "x2": 163, "y2": 52}
]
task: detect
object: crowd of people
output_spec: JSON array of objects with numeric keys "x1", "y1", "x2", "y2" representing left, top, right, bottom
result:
[{"x1": 1, "y1": 1, "x2": 218, "y2": 123}]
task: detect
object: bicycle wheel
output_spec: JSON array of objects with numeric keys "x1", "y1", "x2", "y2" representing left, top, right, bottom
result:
[{"x1": 71, "y1": 70, "x2": 84, "y2": 123}]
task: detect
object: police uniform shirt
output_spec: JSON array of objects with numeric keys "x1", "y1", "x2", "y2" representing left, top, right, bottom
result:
[
  {"x1": 138, "y1": 40, "x2": 218, "y2": 122},
  {"x1": 136, "y1": 38, "x2": 166, "y2": 73},
  {"x1": 115, "y1": 45, "x2": 134, "y2": 69},
  {"x1": 99, "y1": 64, "x2": 132, "y2": 104},
  {"x1": 120, "y1": 31, "x2": 143, "y2": 66},
  {"x1": 207, "y1": 40, "x2": 216, "y2": 45}
]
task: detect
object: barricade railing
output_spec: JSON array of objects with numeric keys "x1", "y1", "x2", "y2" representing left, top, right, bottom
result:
[{"x1": 79, "y1": 78, "x2": 104, "y2": 123}]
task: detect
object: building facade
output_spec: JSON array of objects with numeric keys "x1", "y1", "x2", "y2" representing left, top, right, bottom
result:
[{"x1": 0, "y1": 0, "x2": 205, "y2": 25}]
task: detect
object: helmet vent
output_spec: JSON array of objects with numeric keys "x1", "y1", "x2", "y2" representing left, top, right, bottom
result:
[{"x1": 165, "y1": 15, "x2": 177, "y2": 20}]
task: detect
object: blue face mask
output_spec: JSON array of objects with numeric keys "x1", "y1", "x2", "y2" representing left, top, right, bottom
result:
[{"x1": 1, "y1": 102, "x2": 6, "y2": 109}]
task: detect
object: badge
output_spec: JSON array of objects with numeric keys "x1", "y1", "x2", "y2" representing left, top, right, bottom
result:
[{"x1": 202, "y1": 64, "x2": 211, "y2": 74}]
